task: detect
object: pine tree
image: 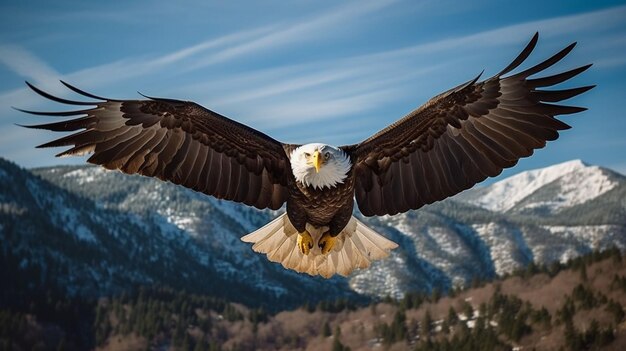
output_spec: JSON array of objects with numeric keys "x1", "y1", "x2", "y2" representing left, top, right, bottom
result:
[
  {"x1": 193, "y1": 339, "x2": 206, "y2": 351},
  {"x1": 421, "y1": 310, "x2": 432, "y2": 340},
  {"x1": 322, "y1": 322, "x2": 331, "y2": 337},
  {"x1": 564, "y1": 320, "x2": 582, "y2": 351},
  {"x1": 441, "y1": 318, "x2": 450, "y2": 334},
  {"x1": 526, "y1": 261, "x2": 539, "y2": 277},
  {"x1": 408, "y1": 318, "x2": 419, "y2": 340},
  {"x1": 580, "y1": 264, "x2": 588, "y2": 282},
  {"x1": 556, "y1": 297, "x2": 576, "y2": 324},
  {"x1": 208, "y1": 341, "x2": 221, "y2": 351},
  {"x1": 389, "y1": 310, "x2": 407, "y2": 343},
  {"x1": 611, "y1": 247, "x2": 622, "y2": 264},
  {"x1": 332, "y1": 337, "x2": 344, "y2": 351},
  {"x1": 446, "y1": 306, "x2": 458, "y2": 326},
  {"x1": 531, "y1": 306, "x2": 552, "y2": 329},
  {"x1": 431, "y1": 287, "x2": 441, "y2": 303},
  {"x1": 605, "y1": 300, "x2": 624, "y2": 324},
  {"x1": 181, "y1": 333, "x2": 191, "y2": 351},
  {"x1": 461, "y1": 301, "x2": 474, "y2": 321},
  {"x1": 332, "y1": 325, "x2": 350, "y2": 351},
  {"x1": 370, "y1": 303, "x2": 377, "y2": 316}
]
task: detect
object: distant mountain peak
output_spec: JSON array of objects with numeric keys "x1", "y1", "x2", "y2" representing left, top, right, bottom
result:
[
  {"x1": 465, "y1": 159, "x2": 609, "y2": 212},
  {"x1": 554, "y1": 159, "x2": 587, "y2": 168}
]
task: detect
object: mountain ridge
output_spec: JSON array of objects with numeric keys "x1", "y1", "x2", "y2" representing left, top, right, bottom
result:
[
  {"x1": 1, "y1": 157, "x2": 624, "y2": 306},
  {"x1": 456, "y1": 159, "x2": 623, "y2": 212}
]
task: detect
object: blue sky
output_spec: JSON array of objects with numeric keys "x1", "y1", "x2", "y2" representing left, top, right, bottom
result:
[{"x1": 1, "y1": 0, "x2": 625, "y2": 183}]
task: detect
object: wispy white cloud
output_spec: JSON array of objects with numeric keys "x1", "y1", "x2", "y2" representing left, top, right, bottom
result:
[
  {"x1": 148, "y1": 25, "x2": 277, "y2": 67},
  {"x1": 594, "y1": 55, "x2": 626, "y2": 69},
  {"x1": 186, "y1": 3, "x2": 626, "y2": 104},
  {"x1": 2, "y1": 2, "x2": 624, "y2": 169},
  {"x1": 186, "y1": 0, "x2": 399, "y2": 70},
  {"x1": 0, "y1": 0, "x2": 399, "y2": 96},
  {"x1": 206, "y1": 57, "x2": 419, "y2": 107},
  {"x1": 0, "y1": 44, "x2": 61, "y2": 84},
  {"x1": 0, "y1": 46, "x2": 66, "y2": 115},
  {"x1": 245, "y1": 88, "x2": 401, "y2": 126},
  {"x1": 0, "y1": 26, "x2": 278, "y2": 110},
  {"x1": 169, "y1": 50, "x2": 450, "y2": 133},
  {"x1": 58, "y1": 25, "x2": 276, "y2": 89},
  {"x1": 214, "y1": 68, "x2": 360, "y2": 105},
  {"x1": 352, "y1": 4, "x2": 626, "y2": 66}
]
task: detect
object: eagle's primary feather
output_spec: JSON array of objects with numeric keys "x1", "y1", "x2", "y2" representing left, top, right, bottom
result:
[{"x1": 18, "y1": 33, "x2": 593, "y2": 278}]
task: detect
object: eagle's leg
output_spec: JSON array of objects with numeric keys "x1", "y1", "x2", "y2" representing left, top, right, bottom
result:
[
  {"x1": 317, "y1": 202, "x2": 354, "y2": 255},
  {"x1": 297, "y1": 231, "x2": 314, "y2": 255},
  {"x1": 318, "y1": 206, "x2": 351, "y2": 254},
  {"x1": 318, "y1": 232, "x2": 337, "y2": 254},
  {"x1": 286, "y1": 202, "x2": 313, "y2": 255}
]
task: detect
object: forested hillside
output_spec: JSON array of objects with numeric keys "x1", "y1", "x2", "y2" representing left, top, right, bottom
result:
[{"x1": 2, "y1": 248, "x2": 625, "y2": 350}]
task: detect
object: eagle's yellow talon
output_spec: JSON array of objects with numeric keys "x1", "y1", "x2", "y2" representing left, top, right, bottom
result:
[
  {"x1": 318, "y1": 232, "x2": 336, "y2": 254},
  {"x1": 297, "y1": 231, "x2": 314, "y2": 255}
]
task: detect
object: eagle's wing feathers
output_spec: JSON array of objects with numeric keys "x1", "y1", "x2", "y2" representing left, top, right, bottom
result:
[
  {"x1": 346, "y1": 33, "x2": 594, "y2": 216},
  {"x1": 19, "y1": 82, "x2": 292, "y2": 210}
]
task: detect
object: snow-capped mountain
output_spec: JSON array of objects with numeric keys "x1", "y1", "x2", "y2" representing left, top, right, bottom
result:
[
  {"x1": 1, "y1": 157, "x2": 624, "y2": 304},
  {"x1": 457, "y1": 159, "x2": 620, "y2": 213}
]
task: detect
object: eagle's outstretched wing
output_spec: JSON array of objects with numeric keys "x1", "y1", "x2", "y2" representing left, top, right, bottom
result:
[
  {"x1": 18, "y1": 82, "x2": 292, "y2": 210},
  {"x1": 344, "y1": 33, "x2": 594, "y2": 216}
]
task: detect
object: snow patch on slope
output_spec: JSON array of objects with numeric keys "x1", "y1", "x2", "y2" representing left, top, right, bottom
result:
[
  {"x1": 162, "y1": 207, "x2": 200, "y2": 237},
  {"x1": 73, "y1": 224, "x2": 98, "y2": 243},
  {"x1": 519, "y1": 165, "x2": 617, "y2": 211},
  {"x1": 525, "y1": 225, "x2": 626, "y2": 266},
  {"x1": 350, "y1": 252, "x2": 408, "y2": 299},
  {"x1": 555, "y1": 166, "x2": 615, "y2": 207},
  {"x1": 544, "y1": 225, "x2": 625, "y2": 252},
  {"x1": 63, "y1": 167, "x2": 107, "y2": 184},
  {"x1": 472, "y1": 223, "x2": 532, "y2": 276},
  {"x1": 469, "y1": 160, "x2": 587, "y2": 211},
  {"x1": 25, "y1": 178, "x2": 98, "y2": 243}
]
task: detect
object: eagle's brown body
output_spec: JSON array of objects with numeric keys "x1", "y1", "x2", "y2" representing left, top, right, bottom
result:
[{"x1": 287, "y1": 160, "x2": 356, "y2": 235}]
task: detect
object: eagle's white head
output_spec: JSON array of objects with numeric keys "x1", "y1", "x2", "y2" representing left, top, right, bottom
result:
[{"x1": 290, "y1": 143, "x2": 351, "y2": 190}]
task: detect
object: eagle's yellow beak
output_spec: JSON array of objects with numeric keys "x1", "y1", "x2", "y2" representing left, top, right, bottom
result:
[{"x1": 313, "y1": 150, "x2": 322, "y2": 173}]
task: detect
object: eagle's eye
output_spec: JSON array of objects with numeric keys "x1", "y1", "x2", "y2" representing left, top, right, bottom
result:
[
  {"x1": 304, "y1": 152, "x2": 311, "y2": 158},
  {"x1": 324, "y1": 152, "x2": 331, "y2": 160}
]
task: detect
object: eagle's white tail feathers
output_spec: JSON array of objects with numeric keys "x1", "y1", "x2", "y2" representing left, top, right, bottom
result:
[{"x1": 241, "y1": 214, "x2": 398, "y2": 278}]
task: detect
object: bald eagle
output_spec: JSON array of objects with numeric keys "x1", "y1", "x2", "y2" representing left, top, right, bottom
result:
[{"x1": 18, "y1": 33, "x2": 593, "y2": 278}]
